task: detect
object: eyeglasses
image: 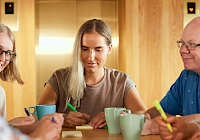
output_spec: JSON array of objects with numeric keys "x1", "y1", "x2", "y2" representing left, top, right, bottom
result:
[
  {"x1": 0, "y1": 46, "x2": 16, "y2": 61},
  {"x1": 177, "y1": 40, "x2": 200, "y2": 50}
]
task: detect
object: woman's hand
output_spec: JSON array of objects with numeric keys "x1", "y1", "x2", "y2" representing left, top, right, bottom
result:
[
  {"x1": 28, "y1": 113, "x2": 64, "y2": 140},
  {"x1": 8, "y1": 116, "x2": 35, "y2": 125},
  {"x1": 89, "y1": 112, "x2": 106, "y2": 129},
  {"x1": 63, "y1": 111, "x2": 90, "y2": 127}
]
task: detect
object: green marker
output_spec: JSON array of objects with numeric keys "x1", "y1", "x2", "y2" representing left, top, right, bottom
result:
[
  {"x1": 153, "y1": 100, "x2": 173, "y2": 133},
  {"x1": 67, "y1": 103, "x2": 78, "y2": 112},
  {"x1": 67, "y1": 103, "x2": 107, "y2": 129}
]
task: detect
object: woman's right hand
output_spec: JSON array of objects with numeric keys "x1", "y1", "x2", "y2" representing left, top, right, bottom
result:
[
  {"x1": 63, "y1": 111, "x2": 90, "y2": 127},
  {"x1": 28, "y1": 113, "x2": 64, "y2": 140}
]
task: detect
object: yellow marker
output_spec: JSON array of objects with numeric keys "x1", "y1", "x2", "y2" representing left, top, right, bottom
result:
[{"x1": 154, "y1": 100, "x2": 173, "y2": 132}]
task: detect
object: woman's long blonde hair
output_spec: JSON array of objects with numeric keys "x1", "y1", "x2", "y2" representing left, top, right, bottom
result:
[
  {"x1": 64, "y1": 19, "x2": 111, "y2": 108},
  {"x1": 0, "y1": 23, "x2": 24, "y2": 84}
]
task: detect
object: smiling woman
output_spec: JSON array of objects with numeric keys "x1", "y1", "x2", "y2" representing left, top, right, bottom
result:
[
  {"x1": 0, "y1": 23, "x2": 24, "y2": 121},
  {"x1": 37, "y1": 19, "x2": 147, "y2": 129}
]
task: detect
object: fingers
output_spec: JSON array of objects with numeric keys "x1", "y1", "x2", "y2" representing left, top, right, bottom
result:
[
  {"x1": 8, "y1": 116, "x2": 35, "y2": 126},
  {"x1": 28, "y1": 115, "x2": 62, "y2": 140},
  {"x1": 144, "y1": 113, "x2": 151, "y2": 119},
  {"x1": 42, "y1": 113, "x2": 64, "y2": 127},
  {"x1": 89, "y1": 112, "x2": 106, "y2": 128},
  {"x1": 82, "y1": 113, "x2": 90, "y2": 119},
  {"x1": 154, "y1": 116, "x2": 167, "y2": 127},
  {"x1": 22, "y1": 116, "x2": 35, "y2": 125},
  {"x1": 64, "y1": 111, "x2": 88, "y2": 127},
  {"x1": 120, "y1": 111, "x2": 127, "y2": 114},
  {"x1": 190, "y1": 131, "x2": 200, "y2": 140}
]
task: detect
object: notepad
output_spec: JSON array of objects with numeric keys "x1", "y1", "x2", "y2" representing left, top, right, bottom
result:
[
  {"x1": 76, "y1": 124, "x2": 94, "y2": 130},
  {"x1": 62, "y1": 131, "x2": 82, "y2": 137}
]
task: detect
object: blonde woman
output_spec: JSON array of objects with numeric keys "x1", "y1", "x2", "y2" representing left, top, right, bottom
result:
[
  {"x1": 0, "y1": 23, "x2": 64, "y2": 140},
  {"x1": 0, "y1": 22, "x2": 35, "y2": 125},
  {"x1": 37, "y1": 19, "x2": 146, "y2": 128}
]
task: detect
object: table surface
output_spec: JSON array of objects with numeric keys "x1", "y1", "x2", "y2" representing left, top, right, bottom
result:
[{"x1": 60, "y1": 128, "x2": 161, "y2": 140}]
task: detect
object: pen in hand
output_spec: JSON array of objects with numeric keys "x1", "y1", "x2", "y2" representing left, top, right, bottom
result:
[
  {"x1": 67, "y1": 103, "x2": 78, "y2": 112},
  {"x1": 52, "y1": 117, "x2": 55, "y2": 123},
  {"x1": 154, "y1": 100, "x2": 173, "y2": 132},
  {"x1": 24, "y1": 108, "x2": 30, "y2": 116},
  {"x1": 67, "y1": 103, "x2": 107, "y2": 129}
]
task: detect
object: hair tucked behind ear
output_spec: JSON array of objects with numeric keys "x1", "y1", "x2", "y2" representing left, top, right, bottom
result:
[{"x1": 0, "y1": 23, "x2": 24, "y2": 84}]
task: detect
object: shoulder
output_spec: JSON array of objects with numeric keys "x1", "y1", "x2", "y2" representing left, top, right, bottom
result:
[
  {"x1": 52, "y1": 67, "x2": 70, "y2": 77},
  {"x1": 53, "y1": 67, "x2": 70, "y2": 74},
  {"x1": 179, "y1": 69, "x2": 198, "y2": 78},
  {"x1": 105, "y1": 67, "x2": 131, "y2": 79}
]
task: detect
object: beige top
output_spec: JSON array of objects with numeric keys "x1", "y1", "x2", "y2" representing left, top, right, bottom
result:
[
  {"x1": 46, "y1": 67, "x2": 135, "y2": 121},
  {"x1": 0, "y1": 85, "x2": 7, "y2": 120}
]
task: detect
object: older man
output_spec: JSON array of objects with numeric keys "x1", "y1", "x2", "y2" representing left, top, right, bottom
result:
[{"x1": 142, "y1": 17, "x2": 200, "y2": 136}]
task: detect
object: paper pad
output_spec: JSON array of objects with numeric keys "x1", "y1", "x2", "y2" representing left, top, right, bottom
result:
[
  {"x1": 76, "y1": 125, "x2": 94, "y2": 130},
  {"x1": 62, "y1": 131, "x2": 82, "y2": 137}
]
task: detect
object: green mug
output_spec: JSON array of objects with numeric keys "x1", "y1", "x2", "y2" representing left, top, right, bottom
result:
[
  {"x1": 120, "y1": 114, "x2": 146, "y2": 140},
  {"x1": 104, "y1": 107, "x2": 131, "y2": 134},
  {"x1": 29, "y1": 105, "x2": 56, "y2": 120}
]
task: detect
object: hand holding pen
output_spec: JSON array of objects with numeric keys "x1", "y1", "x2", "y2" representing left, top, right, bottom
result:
[
  {"x1": 66, "y1": 103, "x2": 107, "y2": 129},
  {"x1": 154, "y1": 100, "x2": 173, "y2": 132},
  {"x1": 62, "y1": 103, "x2": 90, "y2": 127}
]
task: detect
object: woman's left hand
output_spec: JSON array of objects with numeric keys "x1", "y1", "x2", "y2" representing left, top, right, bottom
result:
[
  {"x1": 8, "y1": 116, "x2": 35, "y2": 125},
  {"x1": 89, "y1": 112, "x2": 107, "y2": 129}
]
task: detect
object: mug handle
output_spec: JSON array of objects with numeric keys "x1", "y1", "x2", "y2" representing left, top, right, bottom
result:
[
  {"x1": 140, "y1": 114, "x2": 146, "y2": 128},
  {"x1": 123, "y1": 109, "x2": 131, "y2": 114},
  {"x1": 29, "y1": 107, "x2": 37, "y2": 115}
]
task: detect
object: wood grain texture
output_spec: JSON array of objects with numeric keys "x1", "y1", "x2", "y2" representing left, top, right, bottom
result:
[
  {"x1": 0, "y1": 0, "x2": 36, "y2": 121},
  {"x1": 118, "y1": 0, "x2": 184, "y2": 109}
]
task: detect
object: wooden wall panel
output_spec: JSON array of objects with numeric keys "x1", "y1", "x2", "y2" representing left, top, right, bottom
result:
[
  {"x1": 118, "y1": 0, "x2": 184, "y2": 109},
  {"x1": 0, "y1": 0, "x2": 36, "y2": 121}
]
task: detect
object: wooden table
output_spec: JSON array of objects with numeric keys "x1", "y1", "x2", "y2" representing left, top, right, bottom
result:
[{"x1": 60, "y1": 128, "x2": 161, "y2": 140}]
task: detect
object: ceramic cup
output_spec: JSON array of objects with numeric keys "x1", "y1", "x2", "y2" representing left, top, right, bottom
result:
[
  {"x1": 104, "y1": 107, "x2": 131, "y2": 134},
  {"x1": 120, "y1": 114, "x2": 146, "y2": 140},
  {"x1": 29, "y1": 105, "x2": 56, "y2": 120}
]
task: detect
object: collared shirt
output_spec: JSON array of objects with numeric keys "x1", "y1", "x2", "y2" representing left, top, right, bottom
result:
[{"x1": 160, "y1": 69, "x2": 200, "y2": 116}]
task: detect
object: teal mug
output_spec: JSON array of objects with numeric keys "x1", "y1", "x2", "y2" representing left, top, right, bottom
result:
[
  {"x1": 120, "y1": 114, "x2": 146, "y2": 140},
  {"x1": 104, "y1": 107, "x2": 131, "y2": 134},
  {"x1": 29, "y1": 105, "x2": 56, "y2": 120}
]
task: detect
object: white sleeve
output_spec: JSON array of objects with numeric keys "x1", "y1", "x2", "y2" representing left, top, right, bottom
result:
[
  {"x1": 0, "y1": 85, "x2": 7, "y2": 120},
  {"x1": 190, "y1": 119, "x2": 200, "y2": 130}
]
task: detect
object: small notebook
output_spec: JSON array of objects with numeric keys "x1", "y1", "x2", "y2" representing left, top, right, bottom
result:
[
  {"x1": 62, "y1": 131, "x2": 82, "y2": 137},
  {"x1": 76, "y1": 124, "x2": 94, "y2": 130}
]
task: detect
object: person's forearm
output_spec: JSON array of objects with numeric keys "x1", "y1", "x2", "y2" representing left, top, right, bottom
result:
[
  {"x1": 180, "y1": 114, "x2": 200, "y2": 123},
  {"x1": 144, "y1": 107, "x2": 160, "y2": 119},
  {"x1": 182, "y1": 123, "x2": 199, "y2": 140}
]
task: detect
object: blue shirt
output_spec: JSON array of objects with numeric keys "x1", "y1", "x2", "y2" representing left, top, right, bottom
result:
[{"x1": 160, "y1": 69, "x2": 200, "y2": 116}]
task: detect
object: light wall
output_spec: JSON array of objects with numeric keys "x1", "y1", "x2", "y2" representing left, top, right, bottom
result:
[
  {"x1": 118, "y1": 0, "x2": 184, "y2": 109},
  {"x1": 35, "y1": 0, "x2": 118, "y2": 100}
]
